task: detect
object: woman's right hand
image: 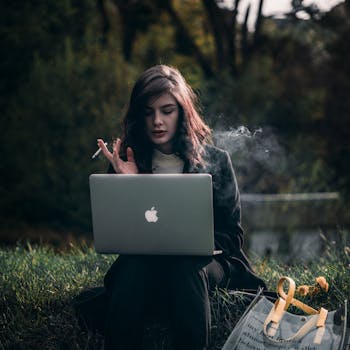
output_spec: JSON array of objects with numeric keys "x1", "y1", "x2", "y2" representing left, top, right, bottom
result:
[{"x1": 97, "y1": 138, "x2": 139, "y2": 174}]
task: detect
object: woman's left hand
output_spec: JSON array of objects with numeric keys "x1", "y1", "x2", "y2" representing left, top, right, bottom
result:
[{"x1": 97, "y1": 138, "x2": 139, "y2": 174}]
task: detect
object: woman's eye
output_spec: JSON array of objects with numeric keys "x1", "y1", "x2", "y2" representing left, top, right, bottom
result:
[
  {"x1": 145, "y1": 109, "x2": 153, "y2": 116},
  {"x1": 163, "y1": 109, "x2": 175, "y2": 115}
]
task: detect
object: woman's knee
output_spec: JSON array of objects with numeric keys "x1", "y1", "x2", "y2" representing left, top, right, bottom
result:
[
  {"x1": 166, "y1": 257, "x2": 212, "y2": 295},
  {"x1": 170, "y1": 256, "x2": 211, "y2": 274},
  {"x1": 104, "y1": 255, "x2": 152, "y2": 291}
]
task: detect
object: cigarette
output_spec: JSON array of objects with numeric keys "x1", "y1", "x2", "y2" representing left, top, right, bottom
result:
[{"x1": 92, "y1": 142, "x2": 107, "y2": 159}]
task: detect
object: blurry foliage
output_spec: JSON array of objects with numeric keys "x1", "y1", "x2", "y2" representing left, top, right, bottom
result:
[
  {"x1": 1, "y1": 41, "x2": 137, "y2": 230},
  {"x1": 321, "y1": 3, "x2": 350, "y2": 195},
  {"x1": 0, "y1": 0, "x2": 96, "y2": 99},
  {"x1": 1, "y1": 0, "x2": 349, "y2": 230}
]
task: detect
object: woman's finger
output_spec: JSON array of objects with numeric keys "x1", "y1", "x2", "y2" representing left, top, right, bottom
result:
[
  {"x1": 112, "y1": 139, "x2": 121, "y2": 160},
  {"x1": 116, "y1": 138, "x2": 122, "y2": 154},
  {"x1": 97, "y1": 139, "x2": 113, "y2": 162},
  {"x1": 112, "y1": 139, "x2": 123, "y2": 172},
  {"x1": 127, "y1": 147, "x2": 135, "y2": 163}
]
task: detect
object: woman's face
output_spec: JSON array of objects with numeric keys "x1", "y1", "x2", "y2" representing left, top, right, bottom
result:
[{"x1": 145, "y1": 93, "x2": 179, "y2": 154}]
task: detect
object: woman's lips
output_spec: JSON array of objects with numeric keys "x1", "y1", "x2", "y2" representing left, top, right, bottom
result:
[{"x1": 152, "y1": 130, "x2": 166, "y2": 138}]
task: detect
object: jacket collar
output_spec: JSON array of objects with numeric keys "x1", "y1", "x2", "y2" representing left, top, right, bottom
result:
[{"x1": 182, "y1": 160, "x2": 206, "y2": 174}]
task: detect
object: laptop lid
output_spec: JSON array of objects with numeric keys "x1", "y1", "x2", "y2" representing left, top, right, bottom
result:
[{"x1": 89, "y1": 174, "x2": 214, "y2": 255}]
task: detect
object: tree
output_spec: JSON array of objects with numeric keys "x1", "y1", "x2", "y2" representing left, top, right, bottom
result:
[
  {"x1": 319, "y1": 1, "x2": 350, "y2": 195},
  {"x1": 97, "y1": 0, "x2": 266, "y2": 77}
]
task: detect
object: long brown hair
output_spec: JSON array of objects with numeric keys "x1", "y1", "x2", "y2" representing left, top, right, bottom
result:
[{"x1": 120, "y1": 65, "x2": 212, "y2": 172}]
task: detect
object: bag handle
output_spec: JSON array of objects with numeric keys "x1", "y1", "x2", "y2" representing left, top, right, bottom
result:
[
  {"x1": 277, "y1": 276, "x2": 319, "y2": 315},
  {"x1": 263, "y1": 307, "x2": 328, "y2": 343},
  {"x1": 277, "y1": 276, "x2": 295, "y2": 310},
  {"x1": 264, "y1": 276, "x2": 329, "y2": 343}
]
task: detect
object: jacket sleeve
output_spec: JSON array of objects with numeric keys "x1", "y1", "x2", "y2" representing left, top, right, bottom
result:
[{"x1": 212, "y1": 150, "x2": 244, "y2": 257}]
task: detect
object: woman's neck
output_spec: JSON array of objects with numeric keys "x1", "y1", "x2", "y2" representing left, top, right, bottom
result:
[{"x1": 153, "y1": 144, "x2": 174, "y2": 155}]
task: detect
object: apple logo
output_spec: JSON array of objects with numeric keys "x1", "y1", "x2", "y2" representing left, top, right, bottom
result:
[{"x1": 145, "y1": 207, "x2": 158, "y2": 223}]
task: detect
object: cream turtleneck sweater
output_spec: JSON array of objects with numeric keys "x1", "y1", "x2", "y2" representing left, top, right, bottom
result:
[{"x1": 152, "y1": 148, "x2": 184, "y2": 174}]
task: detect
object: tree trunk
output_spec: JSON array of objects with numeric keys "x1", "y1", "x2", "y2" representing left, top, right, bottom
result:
[
  {"x1": 97, "y1": 0, "x2": 110, "y2": 47},
  {"x1": 253, "y1": 0, "x2": 265, "y2": 49},
  {"x1": 241, "y1": 4, "x2": 251, "y2": 64},
  {"x1": 114, "y1": 0, "x2": 139, "y2": 61},
  {"x1": 202, "y1": 0, "x2": 239, "y2": 74},
  {"x1": 163, "y1": 0, "x2": 213, "y2": 77}
]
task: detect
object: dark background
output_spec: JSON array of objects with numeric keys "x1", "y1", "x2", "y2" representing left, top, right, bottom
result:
[{"x1": 1, "y1": 0, "x2": 349, "y2": 238}]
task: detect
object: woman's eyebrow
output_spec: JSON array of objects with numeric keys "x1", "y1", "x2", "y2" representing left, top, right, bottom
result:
[
  {"x1": 160, "y1": 103, "x2": 177, "y2": 108},
  {"x1": 146, "y1": 103, "x2": 177, "y2": 109}
]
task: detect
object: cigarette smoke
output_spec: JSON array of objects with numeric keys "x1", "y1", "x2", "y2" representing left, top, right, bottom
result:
[{"x1": 213, "y1": 126, "x2": 287, "y2": 192}]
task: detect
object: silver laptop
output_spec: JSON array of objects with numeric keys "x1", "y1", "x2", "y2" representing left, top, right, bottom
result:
[{"x1": 89, "y1": 174, "x2": 214, "y2": 255}]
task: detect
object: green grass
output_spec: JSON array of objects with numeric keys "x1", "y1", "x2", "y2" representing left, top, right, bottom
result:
[{"x1": 0, "y1": 237, "x2": 349, "y2": 350}]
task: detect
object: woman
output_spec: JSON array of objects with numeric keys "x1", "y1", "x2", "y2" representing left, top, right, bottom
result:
[{"x1": 89, "y1": 65, "x2": 265, "y2": 349}]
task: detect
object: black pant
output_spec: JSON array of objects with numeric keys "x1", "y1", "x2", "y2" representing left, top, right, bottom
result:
[{"x1": 103, "y1": 255, "x2": 229, "y2": 350}]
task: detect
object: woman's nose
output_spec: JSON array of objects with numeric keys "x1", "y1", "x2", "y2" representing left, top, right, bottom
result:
[{"x1": 153, "y1": 111, "x2": 163, "y2": 125}]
